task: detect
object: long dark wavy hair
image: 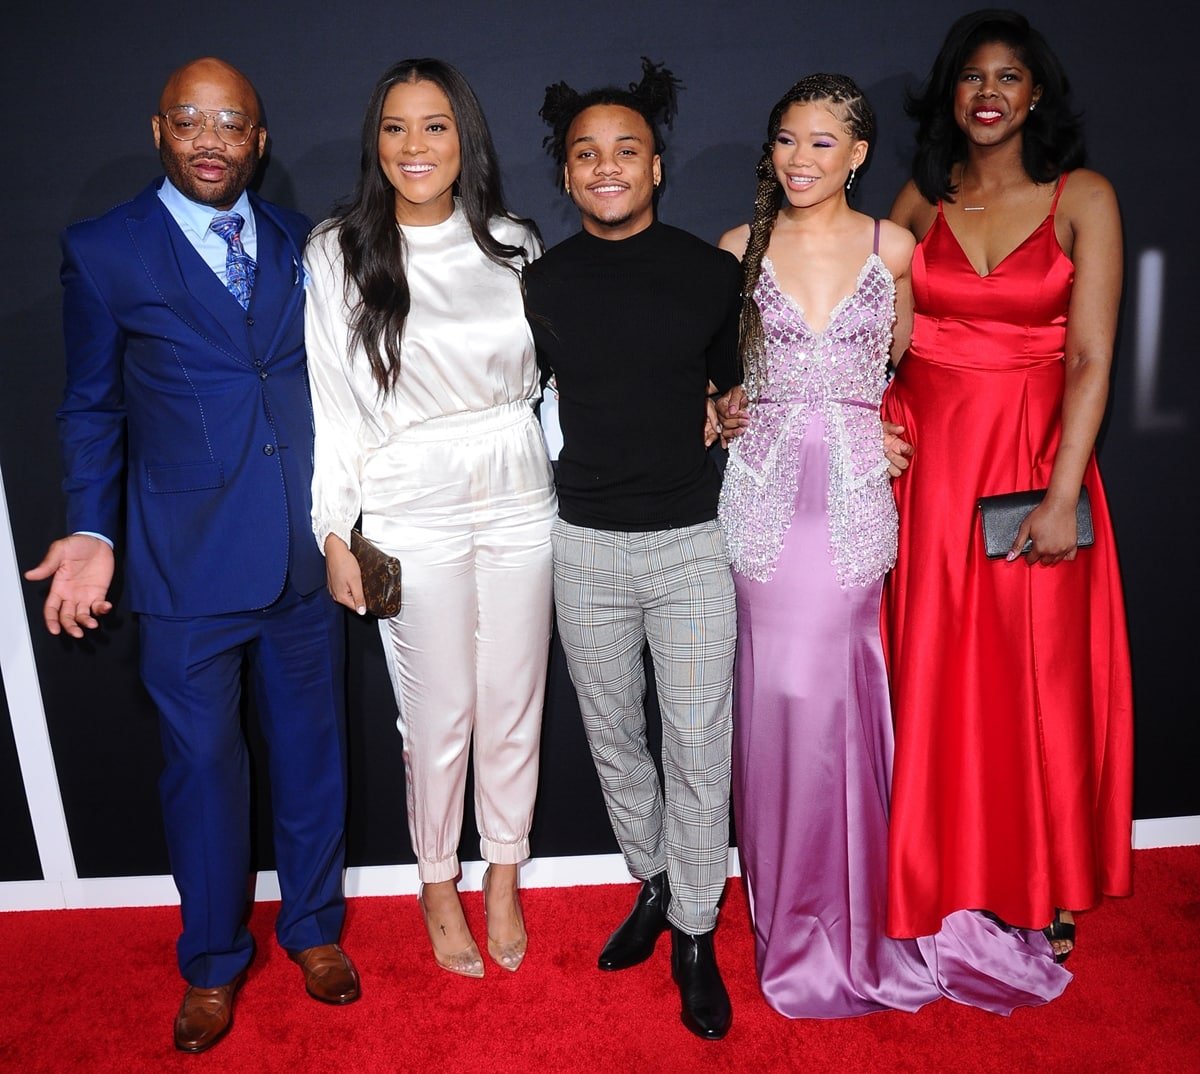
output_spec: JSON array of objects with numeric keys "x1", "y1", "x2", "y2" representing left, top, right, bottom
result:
[
  {"x1": 907, "y1": 9, "x2": 1086, "y2": 203},
  {"x1": 320, "y1": 58, "x2": 536, "y2": 394},
  {"x1": 539, "y1": 57, "x2": 682, "y2": 192},
  {"x1": 737, "y1": 74, "x2": 875, "y2": 400}
]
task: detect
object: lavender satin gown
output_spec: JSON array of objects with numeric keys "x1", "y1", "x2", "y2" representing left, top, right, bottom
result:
[{"x1": 719, "y1": 228, "x2": 1071, "y2": 1018}]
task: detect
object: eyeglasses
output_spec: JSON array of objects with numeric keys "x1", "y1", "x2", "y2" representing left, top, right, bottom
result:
[{"x1": 160, "y1": 106, "x2": 258, "y2": 147}]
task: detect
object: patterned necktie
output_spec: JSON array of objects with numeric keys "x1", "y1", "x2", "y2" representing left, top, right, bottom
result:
[{"x1": 209, "y1": 211, "x2": 256, "y2": 309}]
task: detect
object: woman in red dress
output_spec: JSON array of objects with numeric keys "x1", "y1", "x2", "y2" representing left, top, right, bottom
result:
[{"x1": 882, "y1": 9, "x2": 1133, "y2": 960}]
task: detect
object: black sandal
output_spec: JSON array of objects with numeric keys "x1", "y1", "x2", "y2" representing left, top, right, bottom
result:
[{"x1": 1042, "y1": 910, "x2": 1075, "y2": 964}]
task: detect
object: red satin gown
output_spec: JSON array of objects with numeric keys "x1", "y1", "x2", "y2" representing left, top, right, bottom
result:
[{"x1": 881, "y1": 174, "x2": 1134, "y2": 938}]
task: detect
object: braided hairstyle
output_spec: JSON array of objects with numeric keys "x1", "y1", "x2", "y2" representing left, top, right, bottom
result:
[
  {"x1": 739, "y1": 74, "x2": 875, "y2": 399},
  {"x1": 539, "y1": 57, "x2": 682, "y2": 191}
]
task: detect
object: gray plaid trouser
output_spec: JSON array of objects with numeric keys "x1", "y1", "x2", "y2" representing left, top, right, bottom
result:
[{"x1": 551, "y1": 518, "x2": 736, "y2": 933}]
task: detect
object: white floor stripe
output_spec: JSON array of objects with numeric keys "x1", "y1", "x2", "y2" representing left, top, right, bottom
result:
[
  {"x1": 4, "y1": 822, "x2": 1199, "y2": 913},
  {"x1": 0, "y1": 463, "x2": 77, "y2": 885},
  {"x1": 1132, "y1": 815, "x2": 1200, "y2": 850},
  {"x1": 0, "y1": 850, "x2": 744, "y2": 912}
]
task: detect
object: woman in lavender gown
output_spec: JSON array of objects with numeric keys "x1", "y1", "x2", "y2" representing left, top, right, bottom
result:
[{"x1": 716, "y1": 74, "x2": 1070, "y2": 1018}]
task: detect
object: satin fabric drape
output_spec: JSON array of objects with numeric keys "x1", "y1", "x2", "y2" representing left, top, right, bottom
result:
[{"x1": 882, "y1": 188, "x2": 1134, "y2": 939}]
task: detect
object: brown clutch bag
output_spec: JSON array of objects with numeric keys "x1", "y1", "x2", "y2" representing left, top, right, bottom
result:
[
  {"x1": 977, "y1": 487, "x2": 1094, "y2": 559},
  {"x1": 349, "y1": 529, "x2": 402, "y2": 618}
]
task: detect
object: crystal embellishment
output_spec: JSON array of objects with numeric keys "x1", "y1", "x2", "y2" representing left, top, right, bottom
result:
[{"x1": 719, "y1": 255, "x2": 898, "y2": 587}]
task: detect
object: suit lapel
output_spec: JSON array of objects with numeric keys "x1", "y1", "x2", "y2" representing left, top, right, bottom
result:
[
  {"x1": 127, "y1": 188, "x2": 250, "y2": 364},
  {"x1": 124, "y1": 183, "x2": 307, "y2": 367},
  {"x1": 166, "y1": 219, "x2": 256, "y2": 351},
  {"x1": 250, "y1": 195, "x2": 306, "y2": 366}
]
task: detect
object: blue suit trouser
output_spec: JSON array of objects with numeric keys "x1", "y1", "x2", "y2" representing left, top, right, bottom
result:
[{"x1": 139, "y1": 587, "x2": 347, "y2": 987}]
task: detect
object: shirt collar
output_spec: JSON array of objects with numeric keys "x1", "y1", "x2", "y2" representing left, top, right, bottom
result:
[{"x1": 158, "y1": 177, "x2": 255, "y2": 246}]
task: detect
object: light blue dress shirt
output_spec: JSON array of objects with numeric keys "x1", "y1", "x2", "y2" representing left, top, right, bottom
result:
[{"x1": 157, "y1": 177, "x2": 258, "y2": 282}]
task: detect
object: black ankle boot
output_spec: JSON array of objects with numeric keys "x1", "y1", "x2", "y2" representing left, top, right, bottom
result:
[
  {"x1": 597, "y1": 872, "x2": 670, "y2": 970},
  {"x1": 670, "y1": 926, "x2": 731, "y2": 1040}
]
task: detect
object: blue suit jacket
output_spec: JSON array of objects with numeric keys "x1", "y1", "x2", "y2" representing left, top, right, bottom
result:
[{"x1": 57, "y1": 179, "x2": 327, "y2": 616}]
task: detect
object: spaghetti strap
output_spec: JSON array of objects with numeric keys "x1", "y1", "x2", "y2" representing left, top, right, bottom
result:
[
  {"x1": 872, "y1": 218, "x2": 881, "y2": 255},
  {"x1": 1049, "y1": 172, "x2": 1070, "y2": 214}
]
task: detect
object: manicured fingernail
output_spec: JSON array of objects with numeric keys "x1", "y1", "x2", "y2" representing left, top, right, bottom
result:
[
  {"x1": 356, "y1": 606, "x2": 367, "y2": 616},
  {"x1": 1005, "y1": 551, "x2": 1018, "y2": 562}
]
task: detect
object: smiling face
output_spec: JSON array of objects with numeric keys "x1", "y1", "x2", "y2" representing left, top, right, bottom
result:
[
  {"x1": 151, "y1": 58, "x2": 266, "y2": 210},
  {"x1": 771, "y1": 100, "x2": 868, "y2": 210},
  {"x1": 564, "y1": 104, "x2": 661, "y2": 240},
  {"x1": 953, "y1": 40, "x2": 1043, "y2": 147},
  {"x1": 378, "y1": 78, "x2": 462, "y2": 225}
]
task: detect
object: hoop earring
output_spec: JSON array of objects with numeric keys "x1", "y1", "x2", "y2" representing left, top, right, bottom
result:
[{"x1": 845, "y1": 167, "x2": 857, "y2": 193}]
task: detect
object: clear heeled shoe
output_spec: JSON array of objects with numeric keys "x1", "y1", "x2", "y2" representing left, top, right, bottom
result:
[
  {"x1": 418, "y1": 886, "x2": 484, "y2": 979},
  {"x1": 482, "y1": 866, "x2": 527, "y2": 973}
]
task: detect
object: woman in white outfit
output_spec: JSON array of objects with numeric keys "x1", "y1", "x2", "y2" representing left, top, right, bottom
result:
[{"x1": 305, "y1": 58, "x2": 555, "y2": 978}]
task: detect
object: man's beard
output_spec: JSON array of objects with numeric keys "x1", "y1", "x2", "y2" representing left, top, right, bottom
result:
[
  {"x1": 159, "y1": 142, "x2": 260, "y2": 208},
  {"x1": 586, "y1": 208, "x2": 637, "y2": 232}
]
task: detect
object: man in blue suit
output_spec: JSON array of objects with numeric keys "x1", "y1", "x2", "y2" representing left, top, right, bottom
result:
[{"x1": 25, "y1": 57, "x2": 359, "y2": 1053}]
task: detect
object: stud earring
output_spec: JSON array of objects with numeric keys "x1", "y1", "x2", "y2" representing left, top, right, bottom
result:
[{"x1": 1029, "y1": 102, "x2": 1037, "y2": 112}]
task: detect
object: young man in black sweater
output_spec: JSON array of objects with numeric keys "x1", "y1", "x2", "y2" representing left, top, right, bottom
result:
[{"x1": 525, "y1": 64, "x2": 740, "y2": 1041}]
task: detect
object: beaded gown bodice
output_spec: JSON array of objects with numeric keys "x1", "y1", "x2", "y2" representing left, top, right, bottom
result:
[{"x1": 719, "y1": 248, "x2": 897, "y2": 586}]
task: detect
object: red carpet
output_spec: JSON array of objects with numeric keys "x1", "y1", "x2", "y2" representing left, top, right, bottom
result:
[{"x1": 2, "y1": 847, "x2": 1197, "y2": 1073}]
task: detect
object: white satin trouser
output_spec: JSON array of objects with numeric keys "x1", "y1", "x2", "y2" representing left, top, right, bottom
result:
[{"x1": 364, "y1": 401, "x2": 556, "y2": 883}]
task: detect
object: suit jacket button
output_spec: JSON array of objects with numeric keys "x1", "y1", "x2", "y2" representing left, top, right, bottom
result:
[
  {"x1": 246, "y1": 317, "x2": 255, "y2": 326},
  {"x1": 260, "y1": 370, "x2": 269, "y2": 380},
  {"x1": 263, "y1": 444, "x2": 276, "y2": 456},
  {"x1": 254, "y1": 359, "x2": 264, "y2": 367}
]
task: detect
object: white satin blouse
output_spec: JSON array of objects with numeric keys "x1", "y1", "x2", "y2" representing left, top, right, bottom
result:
[{"x1": 305, "y1": 202, "x2": 542, "y2": 550}]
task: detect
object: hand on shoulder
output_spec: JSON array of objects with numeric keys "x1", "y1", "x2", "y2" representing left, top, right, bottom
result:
[{"x1": 524, "y1": 227, "x2": 545, "y2": 262}]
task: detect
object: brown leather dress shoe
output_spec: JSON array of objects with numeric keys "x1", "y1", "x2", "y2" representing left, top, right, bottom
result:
[
  {"x1": 173, "y1": 969, "x2": 246, "y2": 1053},
  {"x1": 288, "y1": 943, "x2": 360, "y2": 1004}
]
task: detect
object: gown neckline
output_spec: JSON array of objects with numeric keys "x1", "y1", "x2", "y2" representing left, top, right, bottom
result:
[
  {"x1": 939, "y1": 212, "x2": 1059, "y2": 279},
  {"x1": 762, "y1": 252, "x2": 884, "y2": 335},
  {"x1": 934, "y1": 177, "x2": 1072, "y2": 279}
]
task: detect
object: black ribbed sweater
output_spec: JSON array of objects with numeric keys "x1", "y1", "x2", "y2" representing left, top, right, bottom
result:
[{"x1": 525, "y1": 220, "x2": 741, "y2": 530}]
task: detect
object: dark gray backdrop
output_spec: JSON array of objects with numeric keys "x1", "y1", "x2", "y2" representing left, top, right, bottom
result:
[{"x1": 2, "y1": 0, "x2": 1193, "y2": 884}]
